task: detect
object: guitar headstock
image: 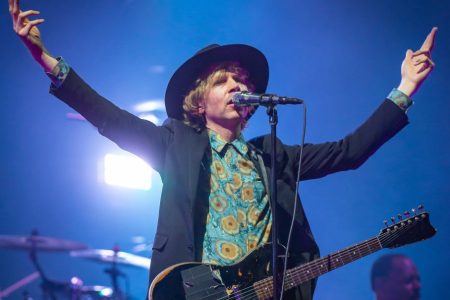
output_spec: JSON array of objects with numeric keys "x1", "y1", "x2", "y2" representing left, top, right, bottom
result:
[{"x1": 379, "y1": 205, "x2": 436, "y2": 249}]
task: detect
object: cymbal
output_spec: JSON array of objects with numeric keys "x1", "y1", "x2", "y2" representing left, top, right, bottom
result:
[
  {"x1": 0, "y1": 235, "x2": 88, "y2": 252},
  {"x1": 70, "y1": 249, "x2": 151, "y2": 269}
]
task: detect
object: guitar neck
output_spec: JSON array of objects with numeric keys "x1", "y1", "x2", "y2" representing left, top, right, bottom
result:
[{"x1": 254, "y1": 236, "x2": 382, "y2": 297}]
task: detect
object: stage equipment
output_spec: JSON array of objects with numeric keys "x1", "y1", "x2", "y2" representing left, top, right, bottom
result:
[
  {"x1": 0, "y1": 230, "x2": 89, "y2": 300},
  {"x1": 147, "y1": 205, "x2": 436, "y2": 299},
  {"x1": 232, "y1": 91, "x2": 304, "y2": 106},
  {"x1": 247, "y1": 94, "x2": 305, "y2": 300},
  {"x1": 0, "y1": 234, "x2": 88, "y2": 251},
  {"x1": 71, "y1": 247, "x2": 151, "y2": 299},
  {"x1": 70, "y1": 249, "x2": 151, "y2": 269}
]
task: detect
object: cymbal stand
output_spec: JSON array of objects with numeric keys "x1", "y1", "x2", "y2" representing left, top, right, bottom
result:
[
  {"x1": 103, "y1": 246, "x2": 125, "y2": 300},
  {"x1": 28, "y1": 230, "x2": 67, "y2": 300}
]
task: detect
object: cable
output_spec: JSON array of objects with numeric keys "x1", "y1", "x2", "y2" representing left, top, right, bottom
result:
[{"x1": 279, "y1": 103, "x2": 307, "y2": 300}]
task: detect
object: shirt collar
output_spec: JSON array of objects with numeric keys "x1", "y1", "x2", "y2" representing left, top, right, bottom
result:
[{"x1": 208, "y1": 129, "x2": 248, "y2": 156}]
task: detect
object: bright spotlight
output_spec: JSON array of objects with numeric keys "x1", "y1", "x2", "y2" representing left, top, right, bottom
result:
[{"x1": 103, "y1": 154, "x2": 153, "y2": 190}]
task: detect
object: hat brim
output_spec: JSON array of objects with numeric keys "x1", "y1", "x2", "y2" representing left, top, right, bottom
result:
[{"x1": 165, "y1": 44, "x2": 269, "y2": 121}]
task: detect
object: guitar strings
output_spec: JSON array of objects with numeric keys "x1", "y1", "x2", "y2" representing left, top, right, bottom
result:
[
  {"x1": 266, "y1": 221, "x2": 415, "y2": 294},
  {"x1": 171, "y1": 217, "x2": 420, "y2": 300},
  {"x1": 235, "y1": 228, "x2": 405, "y2": 300},
  {"x1": 243, "y1": 239, "x2": 383, "y2": 300},
  {"x1": 195, "y1": 226, "x2": 409, "y2": 300},
  {"x1": 182, "y1": 226, "x2": 406, "y2": 300},
  {"x1": 263, "y1": 218, "x2": 419, "y2": 299},
  {"x1": 173, "y1": 237, "x2": 380, "y2": 300}
]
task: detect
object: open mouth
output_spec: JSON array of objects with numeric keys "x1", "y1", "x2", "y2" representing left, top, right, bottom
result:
[{"x1": 226, "y1": 99, "x2": 235, "y2": 107}]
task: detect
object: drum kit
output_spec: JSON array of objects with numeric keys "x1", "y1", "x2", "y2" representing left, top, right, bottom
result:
[{"x1": 0, "y1": 230, "x2": 150, "y2": 300}]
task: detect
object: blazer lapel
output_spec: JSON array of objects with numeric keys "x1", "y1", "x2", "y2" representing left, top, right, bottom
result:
[{"x1": 180, "y1": 128, "x2": 209, "y2": 208}]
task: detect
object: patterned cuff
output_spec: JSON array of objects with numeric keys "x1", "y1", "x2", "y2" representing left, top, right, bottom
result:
[
  {"x1": 387, "y1": 88, "x2": 413, "y2": 111},
  {"x1": 46, "y1": 57, "x2": 70, "y2": 88}
]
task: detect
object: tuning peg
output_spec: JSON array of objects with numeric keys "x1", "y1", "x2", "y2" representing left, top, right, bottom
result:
[
  {"x1": 383, "y1": 220, "x2": 389, "y2": 228},
  {"x1": 397, "y1": 214, "x2": 403, "y2": 221},
  {"x1": 390, "y1": 217, "x2": 396, "y2": 224},
  {"x1": 404, "y1": 211, "x2": 410, "y2": 218},
  {"x1": 411, "y1": 208, "x2": 417, "y2": 215},
  {"x1": 418, "y1": 204, "x2": 424, "y2": 211}
]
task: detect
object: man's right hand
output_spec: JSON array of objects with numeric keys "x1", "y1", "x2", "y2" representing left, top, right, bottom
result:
[{"x1": 9, "y1": 0, "x2": 57, "y2": 72}]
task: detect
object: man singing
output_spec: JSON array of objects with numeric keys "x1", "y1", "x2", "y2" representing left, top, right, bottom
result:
[{"x1": 9, "y1": 0, "x2": 437, "y2": 298}]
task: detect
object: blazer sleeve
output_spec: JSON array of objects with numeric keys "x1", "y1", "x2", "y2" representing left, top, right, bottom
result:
[
  {"x1": 49, "y1": 69, "x2": 173, "y2": 174},
  {"x1": 285, "y1": 99, "x2": 409, "y2": 180}
]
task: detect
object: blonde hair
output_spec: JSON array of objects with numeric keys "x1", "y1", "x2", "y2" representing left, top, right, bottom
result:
[{"x1": 182, "y1": 62, "x2": 255, "y2": 131}]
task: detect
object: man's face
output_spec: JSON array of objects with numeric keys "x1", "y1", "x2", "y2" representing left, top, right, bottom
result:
[
  {"x1": 200, "y1": 71, "x2": 252, "y2": 129},
  {"x1": 375, "y1": 257, "x2": 421, "y2": 300}
]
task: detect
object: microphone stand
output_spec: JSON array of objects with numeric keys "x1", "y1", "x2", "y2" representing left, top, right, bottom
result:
[
  {"x1": 267, "y1": 104, "x2": 281, "y2": 300},
  {"x1": 236, "y1": 93, "x2": 304, "y2": 299}
]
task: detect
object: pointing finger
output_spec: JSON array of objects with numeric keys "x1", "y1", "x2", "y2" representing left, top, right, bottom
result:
[{"x1": 420, "y1": 27, "x2": 438, "y2": 52}]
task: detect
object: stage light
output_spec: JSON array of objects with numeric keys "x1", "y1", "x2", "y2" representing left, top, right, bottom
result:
[
  {"x1": 133, "y1": 99, "x2": 165, "y2": 113},
  {"x1": 98, "y1": 287, "x2": 113, "y2": 297},
  {"x1": 137, "y1": 113, "x2": 159, "y2": 124},
  {"x1": 103, "y1": 154, "x2": 153, "y2": 190}
]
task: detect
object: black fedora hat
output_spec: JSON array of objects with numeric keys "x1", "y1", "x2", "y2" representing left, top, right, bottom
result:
[{"x1": 165, "y1": 44, "x2": 269, "y2": 121}]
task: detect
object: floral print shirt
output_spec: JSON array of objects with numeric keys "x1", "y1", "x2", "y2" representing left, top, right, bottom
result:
[{"x1": 201, "y1": 129, "x2": 272, "y2": 265}]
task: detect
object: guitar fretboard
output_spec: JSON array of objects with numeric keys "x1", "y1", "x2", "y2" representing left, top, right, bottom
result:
[{"x1": 253, "y1": 237, "x2": 382, "y2": 299}]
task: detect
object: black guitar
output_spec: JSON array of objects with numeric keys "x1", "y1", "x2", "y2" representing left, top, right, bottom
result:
[{"x1": 148, "y1": 206, "x2": 436, "y2": 300}]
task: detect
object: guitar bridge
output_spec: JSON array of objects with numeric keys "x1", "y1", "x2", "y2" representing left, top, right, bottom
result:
[{"x1": 180, "y1": 265, "x2": 227, "y2": 300}]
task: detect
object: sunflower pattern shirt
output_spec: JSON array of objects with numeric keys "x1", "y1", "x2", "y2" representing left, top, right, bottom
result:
[{"x1": 202, "y1": 129, "x2": 272, "y2": 265}]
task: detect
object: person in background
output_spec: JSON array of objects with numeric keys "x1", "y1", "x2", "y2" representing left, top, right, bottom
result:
[{"x1": 371, "y1": 254, "x2": 421, "y2": 300}]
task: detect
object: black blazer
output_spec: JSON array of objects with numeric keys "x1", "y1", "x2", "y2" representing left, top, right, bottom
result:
[{"x1": 51, "y1": 69, "x2": 408, "y2": 299}]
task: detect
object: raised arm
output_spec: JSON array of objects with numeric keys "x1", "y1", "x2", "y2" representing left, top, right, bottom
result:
[
  {"x1": 9, "y1": 0, "x2": 57, "y2": 72},
  {"x1": 289, "y1": 28, "x2": 438, "y2": 180},
  {"x1": 9, "y1": 0, "x2": 173, "y2": 173}
]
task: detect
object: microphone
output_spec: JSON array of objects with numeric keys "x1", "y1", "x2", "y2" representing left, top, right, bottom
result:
[{"x1": 232, "y1": 91, "x2": 304, "y2": 106}]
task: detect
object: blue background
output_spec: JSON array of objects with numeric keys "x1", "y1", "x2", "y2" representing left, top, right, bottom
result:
[{"x1": 1, "y1": 0, "x2": 449, "y2": 299}]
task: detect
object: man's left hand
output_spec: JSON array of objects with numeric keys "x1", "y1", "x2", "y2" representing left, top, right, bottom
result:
[{"x1": 398, "y1": 27, "x2": 437, "y2": 97}]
